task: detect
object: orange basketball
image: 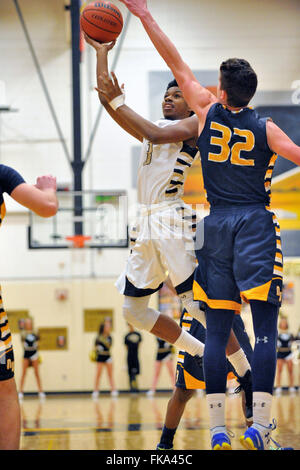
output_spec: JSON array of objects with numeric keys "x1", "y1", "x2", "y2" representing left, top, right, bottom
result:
[{"x1": 80, "y1": 1, "x2": 123, "y2": 43}]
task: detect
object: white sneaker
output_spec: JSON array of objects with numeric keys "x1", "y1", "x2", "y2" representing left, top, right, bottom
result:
[
  {"x1": 275, "y1": 387, "x2": 282, "y2": 395},
  {"x1": 146, "y1": 390, "x2": 155, "y2": 397},
  {"x1": 289, "y1": 387, "x2": 296, "y2": 394},
  {"x1": 39, "y1": 392, "x2": 46, "y2": 401},
  {"x1": 18, "y1": 392, "x2": 24, "y2": 401},
  {"x1": 111, "y1": 390, "x2": 119, "y2": 397},
  {"x1": 92, "y1": 391, "x2": 99, "y2": 400}
]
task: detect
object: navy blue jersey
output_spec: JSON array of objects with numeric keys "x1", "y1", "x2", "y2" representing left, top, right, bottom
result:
[
  {"x1": 197, "y1": 103, "x2": 275, "y2": 207},
  {"x1": 0, "y1": 165, "x2": 25, "y2": 226}
]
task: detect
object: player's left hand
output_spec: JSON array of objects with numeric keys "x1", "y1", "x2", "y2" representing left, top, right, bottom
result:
[
  {"x1": 119, "y1": 0, "x2": 148, "y2": 17},
  {"x1": 96, "y1": 71, "x2": 124, "y2": 104},
  {"x1": 83, "y1": 32, "x2": 116, "y2": 52}
]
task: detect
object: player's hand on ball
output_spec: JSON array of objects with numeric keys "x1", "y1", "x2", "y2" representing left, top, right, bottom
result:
[
  {"x1": 119, "y1": 0, "x2": 148, "y2": 17},
  {"x1": 83, "y1": 33, "x2": 116, "y2": 53},
  {"x1": 96, "y1": 71, "x2": 124, "y2": 103},
  {"x1": 35, "y1": 175, "x2": 57, "y2": 191}
]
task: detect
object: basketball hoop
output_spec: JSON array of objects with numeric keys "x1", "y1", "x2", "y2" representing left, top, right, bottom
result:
[{"x1": 65, "y1": 235, "x2": 91, "y2": 248}]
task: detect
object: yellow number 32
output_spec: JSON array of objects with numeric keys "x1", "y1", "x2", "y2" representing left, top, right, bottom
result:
[{"x1": 208, "y1": 122, "x2": 255, "y2": 166}]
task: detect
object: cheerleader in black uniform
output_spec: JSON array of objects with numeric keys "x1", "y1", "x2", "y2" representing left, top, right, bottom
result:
[
  {"x1": 146, "y1": 337, "x2": 175, "y2": 397},
  {"x1": 275, "y1": 316, "x2": 295, "y2": 394},
  {"x1": 92, "y1": 318, "x2": 118, "y2": 399},
  {"x1": 19, "y1": 318, "x2": 45, "y2": 401}
]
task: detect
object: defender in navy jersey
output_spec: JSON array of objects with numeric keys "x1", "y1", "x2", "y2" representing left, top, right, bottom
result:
[
  {"x1": 194, "y1": 102, "x2": 283, "y2": 310},
  {"x1": 0, "y1": 164, "x2": 57, "y2": 449},
  {"x1": 116, "y1": 0, "x2": 300, "y2": 451}
]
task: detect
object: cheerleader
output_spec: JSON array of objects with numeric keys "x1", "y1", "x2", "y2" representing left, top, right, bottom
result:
[
  {"x1": 19, "y1": 318, "x2": 45, "y2": 400},
  {"x1": 92, "y1": 318, "x2": 118, "y2": 399}
]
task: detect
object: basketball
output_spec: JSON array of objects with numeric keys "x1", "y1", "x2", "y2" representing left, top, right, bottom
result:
[{"x1": 80, "y1": 1, "x2": 123, "y2": 43}]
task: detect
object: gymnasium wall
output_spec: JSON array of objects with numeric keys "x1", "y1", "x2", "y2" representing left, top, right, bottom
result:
[
  {"x1": 4, "y1": 279, "x2": 162, "y2": 393},
  {"x1": 0, "y1": 0, "x2": 300, "y2": 391}
]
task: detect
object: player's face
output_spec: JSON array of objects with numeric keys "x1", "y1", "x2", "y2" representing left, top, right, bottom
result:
[
  {"x1": 162, "y1": 87, "x2": 191, "y2": 120},
  {"x1": 103, "y1": 319, "x2": 111, "y2": 334}
]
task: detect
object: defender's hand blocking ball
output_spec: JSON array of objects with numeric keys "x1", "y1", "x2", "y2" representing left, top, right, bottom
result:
[{"x1": 80, "y1": 1, "x2": 123, "y2": 43}]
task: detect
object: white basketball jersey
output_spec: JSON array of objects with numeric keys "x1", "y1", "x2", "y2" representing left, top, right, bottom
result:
[{"x1": 137, "y1": 119, "x2": 198, "y2": 205}]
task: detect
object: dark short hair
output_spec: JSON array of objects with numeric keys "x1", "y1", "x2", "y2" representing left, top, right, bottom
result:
[
  {"x1": 165, "y1": 78, "x2": 194, "y2": 116},
  {"x1": 166, "y1": 78, "x2": 179, "y2": 90},
  {"x1": 220, "y1": 58, "x2": 258, "y2": 107}
]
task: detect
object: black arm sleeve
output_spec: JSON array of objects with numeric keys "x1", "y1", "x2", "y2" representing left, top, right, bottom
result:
[{"x1": 0, "y1": 165, "x2": 25, "y2": 195}]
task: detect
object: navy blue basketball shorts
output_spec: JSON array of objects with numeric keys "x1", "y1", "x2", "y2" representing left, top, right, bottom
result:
[
  {"x1": 175, "y1": 310, "x2": 253, "y2": 390},
  {"x1": 193, "y1": 204, "x2": 283, "y2": 313}
]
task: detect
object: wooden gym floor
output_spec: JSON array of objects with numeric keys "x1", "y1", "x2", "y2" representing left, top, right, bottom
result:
[{"x1": 19, "y1": 390, "x2": 300, "y2": 451}]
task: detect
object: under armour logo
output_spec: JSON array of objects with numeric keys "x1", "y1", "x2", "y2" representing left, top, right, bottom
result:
[{"x1": 256, "y1": 336, "x2": 268, "y2": 344}]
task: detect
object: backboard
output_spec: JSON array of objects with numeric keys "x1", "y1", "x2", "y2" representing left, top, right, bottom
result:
[{"x1": 28, "y1": 190, "x2": 128, "y2": 249}]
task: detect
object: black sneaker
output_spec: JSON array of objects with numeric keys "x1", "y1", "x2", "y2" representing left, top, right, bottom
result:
[{"x1": 234, "y1": 369, "x2": 253, "y2": 425}]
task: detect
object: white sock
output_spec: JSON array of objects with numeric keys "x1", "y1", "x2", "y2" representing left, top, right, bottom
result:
[
  {"x1": 228, "y1": 348, "x2": 250, "y2": 377},
  {"x1": 179, "y1": 290, "x2": 206, "y2": 326},
  {"x1": 253, "y1": 391, "x2": 273, "y2": 428},
  {"x1": 174, "y1": 329, "x2": 204, "y2": 357},
  {"x1": 206, "y1": 393, "x2": 226, "y2": 431}
]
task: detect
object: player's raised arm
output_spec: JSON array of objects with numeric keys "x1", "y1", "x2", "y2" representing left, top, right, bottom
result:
[
  {"x1": 84, "y1": 33, "x2": 198, "y2": 144},
  {"x1": 267, "y1": 121, "x2": 300, "y2": 166},
  {"x1": 119, "y1": 0, "x2": 217, "y2": 116},
  {"x1": 84, "y1": 33, "x2": 143, "y2": 142},
  {"x1": 97, "y1": 71, "x2": 199, "y2": 144}
]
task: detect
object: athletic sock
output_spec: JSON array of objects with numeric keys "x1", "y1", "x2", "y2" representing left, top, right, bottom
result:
[
  {"x1": 206, "y1": 393, "x2": 226, "y2": 430},
  {"x1": 158, "y1": 426, "x2": 177, "y2": 448},
  {"x1": 228, "y1": 348, "x2": 251, "y2": 378},
  {"x1": 174, "y1": 329, "x2": 204, "y2": 357},
  {"x1": 252, "y1": 391, "x2": 273, "y2": 428}
]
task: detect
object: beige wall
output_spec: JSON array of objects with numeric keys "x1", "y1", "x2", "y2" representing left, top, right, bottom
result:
[{"x1": 3, "y1": 279, "x2": 176, "y2": 393}]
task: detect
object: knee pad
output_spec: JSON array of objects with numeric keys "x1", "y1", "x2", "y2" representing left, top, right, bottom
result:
[{"x1": 123, "y1": 296, "x2": 160, "y2": 332}]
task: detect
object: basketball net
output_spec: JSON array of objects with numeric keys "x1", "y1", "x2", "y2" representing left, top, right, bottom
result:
[{"x1": 65, "y1": 235, "x2": 92, "y2": 275}]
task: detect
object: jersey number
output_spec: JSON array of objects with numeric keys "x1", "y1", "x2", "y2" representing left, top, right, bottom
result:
[
  {"x1": 208, "y1": 122, "x2": 255, "y2": 166},
  {"x1": 143, "y1": 142, "x2": 153, "y2": 166}
]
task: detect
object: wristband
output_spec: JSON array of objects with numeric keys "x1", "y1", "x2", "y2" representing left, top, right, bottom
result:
[{"x1": 109, "y1": 94, "x2": 125, "y2": 111}]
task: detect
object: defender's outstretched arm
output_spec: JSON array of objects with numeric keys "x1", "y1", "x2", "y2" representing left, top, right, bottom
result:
[{"x1": 119, "y1": 0, "x2": 217, "y2": 115}]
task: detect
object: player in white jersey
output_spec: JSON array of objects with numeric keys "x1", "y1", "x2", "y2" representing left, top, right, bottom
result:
[{"x1": 84, "y1": 36, "x2": 254, "y2": 383}]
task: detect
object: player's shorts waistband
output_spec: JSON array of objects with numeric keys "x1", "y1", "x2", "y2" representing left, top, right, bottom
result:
[{"x1": 210, "y1": 203, "x2": 267, "y2": 215}]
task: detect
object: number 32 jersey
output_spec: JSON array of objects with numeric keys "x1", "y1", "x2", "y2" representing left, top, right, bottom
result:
[
  {"x1": 196, "y1": 103, "x2": 276, "y2": 207},
  {"x1": 137, "y1": 119, "x2": 198, "y2": 205}
]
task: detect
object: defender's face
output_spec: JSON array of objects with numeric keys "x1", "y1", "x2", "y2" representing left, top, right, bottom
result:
[{"x1": 162, "y1": 87, "x2": 191, "y2": 120}]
